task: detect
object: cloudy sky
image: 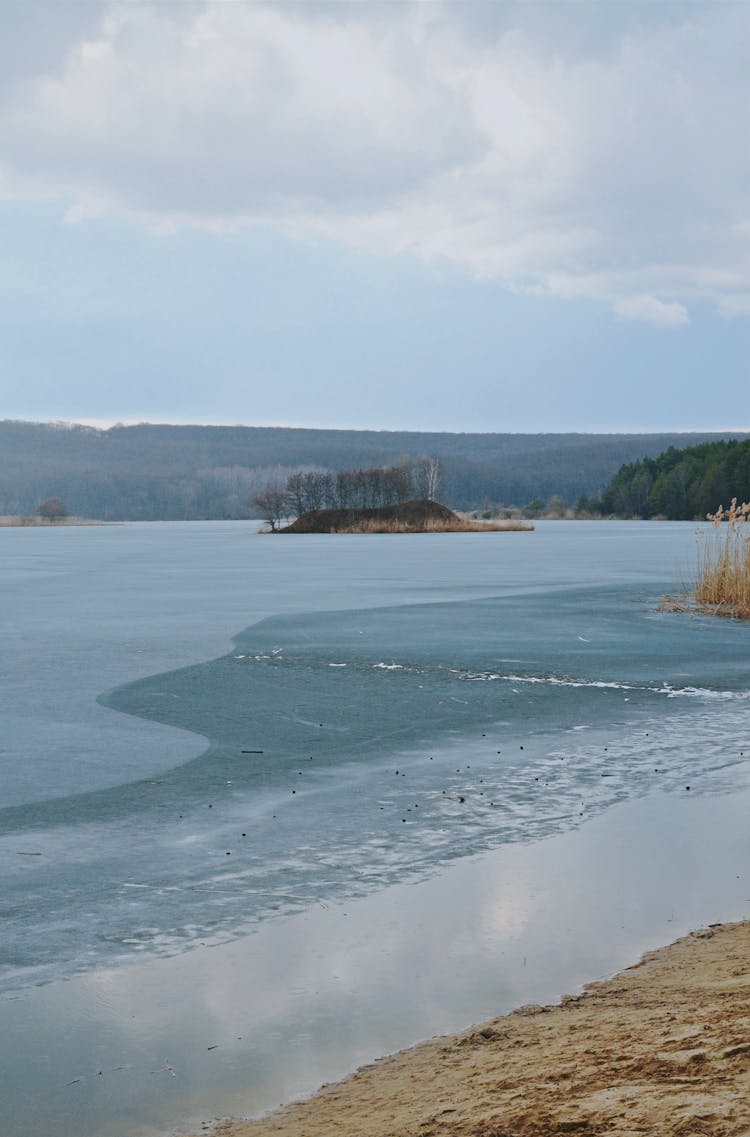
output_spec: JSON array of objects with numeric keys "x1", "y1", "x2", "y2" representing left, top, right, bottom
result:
[{"x1": 0, "y1": 0, "x2": 747, "y2": 432}]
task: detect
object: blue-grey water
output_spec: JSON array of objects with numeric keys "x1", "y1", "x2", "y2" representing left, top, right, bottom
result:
[{"x1": 1, "y1": 521, "x2": 748, "y2": 1137}]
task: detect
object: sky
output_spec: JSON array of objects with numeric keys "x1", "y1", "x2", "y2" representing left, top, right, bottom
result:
[{"x1": 0, "y1": 0, "x2": 747, "y2": 433}]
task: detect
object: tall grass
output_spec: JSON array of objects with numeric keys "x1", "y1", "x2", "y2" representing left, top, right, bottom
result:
[
  {"x1": 692, "y1": 499, "x2": 750, "y2": 618},
  {"x1": 0, "y1": 515, "x2": 103, "y2": 526}
]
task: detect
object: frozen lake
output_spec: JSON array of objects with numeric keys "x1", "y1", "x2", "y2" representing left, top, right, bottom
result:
[{"x1": 1, "y1": 521, "x2": 748, "y2": 1136}]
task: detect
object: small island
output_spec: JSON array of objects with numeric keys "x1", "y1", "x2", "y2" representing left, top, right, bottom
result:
[
  {"x1": 0, "y1": 497, "x2": 107, "y2": 526},
  {"x1": 253, "y1": 462, "x2": 534, "y2": 533},
  {"x1": 278, "y1": 498, "x2": 533, "y2": 533}
]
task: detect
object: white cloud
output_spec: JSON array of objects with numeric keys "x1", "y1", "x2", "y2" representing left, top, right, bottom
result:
[
  {"x1": 613, "y1": 295, "x2": 689, "y2": 329},
  {"x1": 718, "y1": 293, "x2": 750, "y2": 320},
  {"x1": 0, "y1": 5, "x2": 482, "y2": 214},
  {"x1": 0, "y1": 1, "x2": 747, "y2": 325}
]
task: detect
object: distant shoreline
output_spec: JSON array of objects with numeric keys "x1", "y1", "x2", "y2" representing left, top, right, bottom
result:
[
  {"x1": 0, "y1": 516, "x2": 112, "y2": 527},
  {"x1": 2, "y1": 422, "x2": 746, "y2": 523},
  {"x1": 0, "y1": 515, "x2": 712, "y2": 527}
]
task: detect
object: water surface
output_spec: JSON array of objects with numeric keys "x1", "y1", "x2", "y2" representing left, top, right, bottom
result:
[{"x1": 1, "y1": 521, "x2": 748, "y2": 1136}]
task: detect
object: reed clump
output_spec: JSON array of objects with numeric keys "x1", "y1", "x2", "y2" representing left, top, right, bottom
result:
[
  {"x1": 693, "y1": 499, "x2": 750, "y2": 618},
  {"x1": 663, "y1": 498, "x2": 750, "y2": 619}
]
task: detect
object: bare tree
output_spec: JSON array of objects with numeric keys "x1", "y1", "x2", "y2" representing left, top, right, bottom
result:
[
  {"x1": 412, "y1": 456, "x2": 441, "y2": 500},
  {"x1": 304, "y1": 472, "x2": 324, "y2": 510},
  {"x1": 320, "y1": 472, "x2": 336, "y2": 508},
  {"x1": 251, "y1": 486, "x2": 288, "y2": 531},
  {"x1": 335, "y1": 471, "x2": 355, "y2": 508},
  {"x1": 285, "y1": 473, "x2": 306, "y2": 517},
  {"x1": 37, "y1": 496, "x2": 69, "y2": 522},
  {"x1": 424, "y1": 457, "x2": 441, "y2": 500},
  {"x1": 384, "y1": 465, "x2": 412, "y2": 504},
  {"x1": 283, "y1": 459, "x2": 441, "y2": 516}
]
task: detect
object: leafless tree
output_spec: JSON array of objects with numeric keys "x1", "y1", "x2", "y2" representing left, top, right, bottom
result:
[
  {"x1": 285, "y1": 473, "x2": 306, "y2": 517},
  {"x1": 37, "y1": 496, "x2": 69, "y2": 521},
  {"x1": 413, "y1": 456, "x2": 441, "y2": 500},
  {"x1": 251, "y1": 486, "x2": 288, "y2": 531},
  {"x1": 282, "y1": 459, "x2": 443, "y2": 516}
]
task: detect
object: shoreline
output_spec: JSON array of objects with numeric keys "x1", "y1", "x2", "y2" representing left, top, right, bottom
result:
[
  {"x1": 190, "y1": 920, "x2": 750, "y2": 1137},
  {"x1": 2, "y1": 765, "x2": 748, "y2": 1137},
  {"x1": 0, "y1": 515, "x2": 111, "y2": 526}
]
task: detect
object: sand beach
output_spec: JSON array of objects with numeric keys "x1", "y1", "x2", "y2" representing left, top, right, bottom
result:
[{"x1": 191, "y1": 921, "x2": 750, "y2": 1137}]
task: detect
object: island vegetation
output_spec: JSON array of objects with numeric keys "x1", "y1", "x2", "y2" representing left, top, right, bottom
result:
[
  {"x1": 252, "y1": 461, "x2": 532, "y2": 532},
  {"x1": 0, "y1": 496, "x2": 105, "y2": 526},
  {"x1": 279, "y1": 499, "x2": 533, "y2": 534},
  {"x1": 36, "y1": 496, "x2": 69, "y2": 521}
]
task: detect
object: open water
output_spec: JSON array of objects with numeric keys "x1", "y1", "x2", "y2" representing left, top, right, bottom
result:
[{"x1": 0, "y1": 521, "x2": 748, "y2": 1135}]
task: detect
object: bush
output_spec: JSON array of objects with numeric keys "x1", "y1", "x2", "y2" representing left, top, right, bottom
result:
[{"x1": 36, "y1": 497, "x2": 69, "y2": 521}]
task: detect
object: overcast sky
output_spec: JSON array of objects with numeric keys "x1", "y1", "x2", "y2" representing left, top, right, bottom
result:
[{"x1": 0, "y1": 0, "x2": 747, "y2": 432}]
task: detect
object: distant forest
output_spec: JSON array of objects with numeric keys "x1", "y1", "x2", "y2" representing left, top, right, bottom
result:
[
  {"x1": 1, "y1": 420, "x2": 748, "y2": 521},
  {"x1": 598, "y1": 438, "x2": 750, "y2": 520}
]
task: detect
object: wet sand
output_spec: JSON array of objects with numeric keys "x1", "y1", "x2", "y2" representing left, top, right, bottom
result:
[{"x1": 192, "y1": 921, "x2": 750, "y2": 1137}]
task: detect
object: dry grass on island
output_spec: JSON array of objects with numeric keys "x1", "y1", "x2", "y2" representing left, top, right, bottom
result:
[
  {"x1": 278, "y1": 500, "x2": 534, "y2": 534},
  {"x1": 662, "y1": 498, "x2": 750, "y2": 620},
  {"x1": 0, "y1": 514, "x2": 106, "y2": 527},
  {"x1": 190, "y1": 921, "x2": 750, "y2": 1137},
  {"x1": 0, "y1": 496, "x2": 108, "y2": 526}
]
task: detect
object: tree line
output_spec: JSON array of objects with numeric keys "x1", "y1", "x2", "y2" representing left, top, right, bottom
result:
[
  {"x1": 2, "y1": 420, "x2": 748, "y2": 520},
  {"x1": 596, "y1": 438, "x2": 750, "y2": 519}
]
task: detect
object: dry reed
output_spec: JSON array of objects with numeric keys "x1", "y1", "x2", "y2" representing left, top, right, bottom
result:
[
  {"x1": 661, "y1": 498, "x2": 750, "y2": 619},
  {"x1": 0, "y1": 515, "x2": 106, "y2": 527},
  {"x1": 694, "y1": 498, "x2": 750, "y2": 618}
]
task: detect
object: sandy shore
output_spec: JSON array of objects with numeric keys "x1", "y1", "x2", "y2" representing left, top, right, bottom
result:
[{"x1": 190, "y1": 921, "x2": 749, "y2": 1137}]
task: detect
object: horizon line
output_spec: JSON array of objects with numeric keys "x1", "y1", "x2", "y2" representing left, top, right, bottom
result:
[{"x1": 5, "y1": 417, "x2": 750, "y2": 437}]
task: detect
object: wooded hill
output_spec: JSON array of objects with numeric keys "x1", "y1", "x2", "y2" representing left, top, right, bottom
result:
[
  {"x1": 1, "y1": 420, "x2": 747, "y2": 520},
  {"x1": 599, "y1": 437, "x2": 750, "y2": 520}
]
